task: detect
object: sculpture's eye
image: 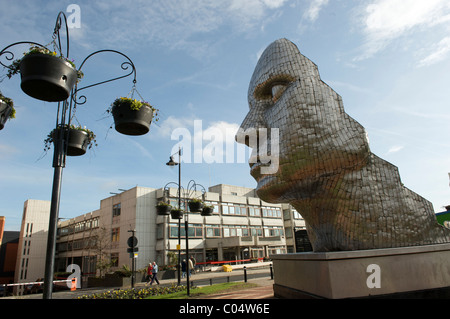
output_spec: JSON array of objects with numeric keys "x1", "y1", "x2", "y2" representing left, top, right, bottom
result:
[
  {"x1": 271, "y1": 84, "x2": 288, "y2": 103},
  {"x1": 254, "y1": 74, "x2": 295, "y2": 104}
]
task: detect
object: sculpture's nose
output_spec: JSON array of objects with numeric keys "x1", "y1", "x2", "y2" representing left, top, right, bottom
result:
[{"x1": 235, "y1": 105, "x2": 266, "y2": 146}]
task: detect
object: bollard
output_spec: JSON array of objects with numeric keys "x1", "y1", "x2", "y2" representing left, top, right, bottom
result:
[
  {"x1": 270, "y1": 263, "x2": 273, "y2": 279},
  {"x1": 71, "y1": 278, "x2": 77, "y2": 291},
  {"x1": 244, "y1": 266, "x2": 247, "y2": 282},
  {"x1": 210, "y1": 278, "x2": 212, "y2": 286}
]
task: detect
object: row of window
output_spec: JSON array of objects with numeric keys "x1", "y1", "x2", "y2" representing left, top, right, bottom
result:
[
  {"x1": 57, "y1": 237, "x2": 98, "y2": 252},
  {"x1": 58, "y1": 218, "x2": 99, "y2": 237},
  {"x1": 110, "y1": 199, "x2": 304, "y2": 220},
  {"x1": 166, "y1": 199, "x2": 283, "y2": 218},
  {"x1": 163, "y1": 224, "x2": 284, "y2": 239},
  {"x1": 57, "y1": 223, "x2": 284, "y2": 253}
]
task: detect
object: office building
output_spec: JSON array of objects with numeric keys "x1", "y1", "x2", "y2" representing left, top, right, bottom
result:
[{"x1": 14, "y1": 184, "x2": 308, "y2": 284}]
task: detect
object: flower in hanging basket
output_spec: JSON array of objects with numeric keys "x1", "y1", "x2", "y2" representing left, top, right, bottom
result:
[
  {"x1": 170, "y1": 208, "x2": 184, "y2": 220},
  {"x1": 109, "y1": 97, "x2": 159, "y2": 136},
  {"x1": 6, "y1": 46, "x2": 83, "y2": 102},
  {"x1": 201, "y1": 204, "x2": 214, "y2": 216},
  {"x1": 188, "y1": 198, "x2": 204, "y2": 213},
  {"x1": 44, "y1": 124, "x2": 97, "y2": 156},
  {"x1": 156, "y1": 202, "x2": 172, "y2": 216},
  {"x1": 0, "y1": 91, "x2": 15, "y2": 130}
]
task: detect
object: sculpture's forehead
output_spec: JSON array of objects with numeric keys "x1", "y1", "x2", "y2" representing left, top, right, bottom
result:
[{"x1": 249, "y1": 38, "x2": 319, "y2": 97}]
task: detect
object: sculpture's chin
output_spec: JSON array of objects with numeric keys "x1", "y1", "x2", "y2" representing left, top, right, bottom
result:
[{"x1": 254, "y1": 175, "x2": 292, "y2": 204}]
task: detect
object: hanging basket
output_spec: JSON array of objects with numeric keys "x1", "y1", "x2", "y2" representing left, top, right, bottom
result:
[
  {"x1": 49, "y1": 126, "x2": 95, "y2": 156},
  {"x1": 188, "y1": 200, "x2": 204, "y2": 213},
  {"x1": 0, "y1": 99, "x2": 13, "y2": 130},
  {"x1": 111, "y1": 98, "x2": 154, "y2": 136},
  {"x1": 201, "y1": 206, "x2": 214, "y2": 216},
  {"x1": 19, "y1": 53, "x2": 78, "y2": 102},
  {"x1": 170, "y1": 209, "x2": 184, "y2": 220},
  {"x1": 156, "y1": 202, "x2": 171, "y2": 216}
]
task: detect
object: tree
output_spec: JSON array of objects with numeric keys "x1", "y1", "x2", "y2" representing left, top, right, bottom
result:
[{"x1": 90, "y1": 227, "x2": 115, "y2": 277}]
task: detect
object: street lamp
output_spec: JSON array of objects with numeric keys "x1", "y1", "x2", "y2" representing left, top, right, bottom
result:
[
  {"x1": 166, "y1": 147, "x2": 181, "y2": 285},
  {"x1": 0, "y1": 12, "x2": 140, "y2": 299},
  {"x1": 182, "y1": 180, "x2": 206, "y2": 296},
  {"x1": 165, "y1": 149, "x2": 208, "y2": 296}
]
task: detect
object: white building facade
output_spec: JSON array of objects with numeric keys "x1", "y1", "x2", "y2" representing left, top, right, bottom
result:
[
  {"x1": 16, "y1": 184, "x2": 308, "y2": 283},
  {"x1": 14, "y1": 200, "x2": 51, "y2": 287}
]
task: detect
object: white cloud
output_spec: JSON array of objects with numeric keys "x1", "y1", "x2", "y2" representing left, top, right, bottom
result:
[
  {"x1": 387, "y1": 145, "x2": 404, "y2": 154},
  {"x1": 166, "y1": 118, "x2": 244, "y2": 164},
  {"x1": 418, "y1": 36, "x2": 450, "y2": 67},
  {"x1": 303, "y1": 0, "x2": 329, "y2": 22},
  {"x1": 356, "y1": 0, "x2": 450, "y2": 60},
  {"x1": 153, "y1": 115, "x2": 198, "y2": 139},
  {"x1": 84, "y1": 0, "x2": 288, "y2": 59}
]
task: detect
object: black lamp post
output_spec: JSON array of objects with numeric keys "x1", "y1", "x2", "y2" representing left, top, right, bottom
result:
[
  {"x1": 0, "y1": 12, "x2": 141, "y2": 299},
  {"x1": 166, "y1": 147, "x2": 182, "y2": 285},
  {"x1": 164, "y1": 150, "x2": 207, "y2": 296}
]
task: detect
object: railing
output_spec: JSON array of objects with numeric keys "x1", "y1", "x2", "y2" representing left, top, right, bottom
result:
[
  {"x1": 188, "y1": 263, "x2": 274, "y2": 288},
  {"x1": 0, "y1": 278, "x2": 75, "y2": 297},
  {"x1": 197, "y1": 257, "x2": 266, "y2": 266}
]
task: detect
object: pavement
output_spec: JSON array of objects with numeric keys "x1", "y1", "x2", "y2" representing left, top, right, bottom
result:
[{"x1": 1, "y1": 265, "x2": 275, "y2": 299}]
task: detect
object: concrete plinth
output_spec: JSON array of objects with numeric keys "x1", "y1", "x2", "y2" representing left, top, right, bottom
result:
[{"x1": 271, "y1": 243, "x2": 450, "y2": 299}]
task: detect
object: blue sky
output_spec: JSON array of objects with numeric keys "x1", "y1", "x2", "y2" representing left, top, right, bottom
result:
[{"x1": 2, "y1": 0, "x2": 450, "y2": 231}]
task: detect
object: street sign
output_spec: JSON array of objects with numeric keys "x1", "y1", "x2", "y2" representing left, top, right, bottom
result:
[
  {"x1": 127, "y1": 236, "x2": 138, "y2": 248},
  {"x1": 127, "y1": 247, "x2": 139, "y2": 253}
]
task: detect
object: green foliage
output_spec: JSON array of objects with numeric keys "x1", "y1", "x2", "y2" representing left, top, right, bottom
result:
[
  {"x1": 157, "y1": 201, "x2": 172, "y2": 207},
  {"x1": 5, "y1": 45, "x2": 84, "y2": 81},
  {"x1": 166, "y1": 251, "x2": 178, "y2": 265},
  {"x1": 112, "y1": 264, "x2": 132, "y2": 278},
  {"x1": 111, "y1": 97, "x2": 159, "y2": 122},
  {"x1": 0, "y1": 91, "x2": 15, "y2": 119},
  {"x1": 43, "y1": 124, "x2": 97, "y2": 152}
]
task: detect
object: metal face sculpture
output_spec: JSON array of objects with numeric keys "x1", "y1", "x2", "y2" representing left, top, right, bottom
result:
[{"x1": 236, "y1": 38, "x2": 450, "y2": 251}]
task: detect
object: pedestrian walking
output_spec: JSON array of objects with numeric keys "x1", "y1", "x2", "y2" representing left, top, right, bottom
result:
[
  {"x1": 188, "y1": 258, "x2": 193, "y2": 277},
  {"x1": 181, "y1": 259, "x2": 187, "y2": 278},
  {"x1": 146, "y1": 263, "x2": 153, "y2": 284},
  {"x1": 150, "y1": 261, "x2": 160, "y2": 285},
  {"x1": 190, "y1": 255, "x2": 197, "y2": 273}
]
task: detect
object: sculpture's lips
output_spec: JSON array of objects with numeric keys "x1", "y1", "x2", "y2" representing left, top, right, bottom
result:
[{"x1": 249, "y1": 154, "x2": 273, "y2": 180}]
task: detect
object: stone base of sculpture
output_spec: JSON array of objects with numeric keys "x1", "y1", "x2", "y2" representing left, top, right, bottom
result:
[{"x1": 271, "y1": 243, "x2": 450, "y2": 299}]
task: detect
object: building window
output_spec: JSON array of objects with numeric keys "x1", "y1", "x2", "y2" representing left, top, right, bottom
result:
[
  {"x1": 261, "y1": 206, "x2": 282, "y2": 218},
  {"x1": 205, "y1": 224, "x2": 221, "y2": 238},
  {"x1": 248, "y1": 206, "x2": 261, "y2": 217},
  {"x1": 112, "y1": 203, "x2": 121, "y2": 217},
  {"x1": 111, "y1": 228, "x2": 120, "y2": 242},
  {"x1": 204, "y1": 201, "x2": 219, "y2": 214},
  {"x1": 221, "y1": 203, "x2": 247, "y2": 216},
  {"x1": 263, "y1": 226, "x2": 284, "y2": 237},
  {"x1": 168, "y1": 198, "x2": 187, "y2": 211},
  {"x1": 25, "y1": 223, "x2": 33, "y2": 237},
  {"x1": 268, "y1": 246, "x2": 286, "y2": 255},
  {"x1": 293, "y1": 209, "x2": 302, "y2": 219},
  {"x1": 169, "y1": 223, "x2": 203, "y2": 238},
  {"x1": 110, "y1": 253, "x2": 119, "y2": 267},
  {"x1": 223, "y1": 225, "x2": 249, "y2": 237},
  {"x1": 250, "y1": 226, "x2": 263, "y2": 237},
  {"x1": 157, "y1": 224, "x2": 164, "y2": 239}
]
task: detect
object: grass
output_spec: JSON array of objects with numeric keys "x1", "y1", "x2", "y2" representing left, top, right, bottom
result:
[{"x1": 146, "y1": 282, "x2": 258, "y2": 299}]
